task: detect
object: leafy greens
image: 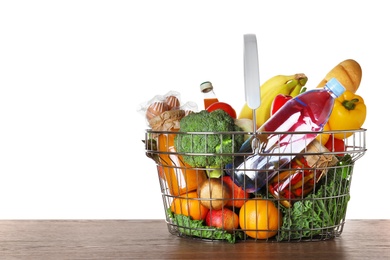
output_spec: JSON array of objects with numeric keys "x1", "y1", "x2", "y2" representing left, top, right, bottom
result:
[
  {"x1": 167, "y1": 209, "x2": 244, "y2": 243},
  {"x1": 276, "y1": 155, "x2": 354, "y2": 241}
]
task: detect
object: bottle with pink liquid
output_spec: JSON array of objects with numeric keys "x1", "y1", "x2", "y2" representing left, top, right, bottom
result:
[{"x1": 231, "y1": 78, "x2": 345, "y2": 193}]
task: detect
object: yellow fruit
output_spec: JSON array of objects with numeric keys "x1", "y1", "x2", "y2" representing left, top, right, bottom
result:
[{"x1": 238, "y1": 74, "x2": 307, "y2": 128}]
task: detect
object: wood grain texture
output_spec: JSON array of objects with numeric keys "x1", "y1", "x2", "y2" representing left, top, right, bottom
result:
[{"x1": 0, "y1": 219, "x2": 389, "y2": 259}]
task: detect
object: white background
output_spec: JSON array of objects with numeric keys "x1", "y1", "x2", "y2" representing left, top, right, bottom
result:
[{"x1": 0, "y1": 0, "x2": 386, "y2": 219}]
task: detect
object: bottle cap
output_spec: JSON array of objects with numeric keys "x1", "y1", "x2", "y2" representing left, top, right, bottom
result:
[
  {"x1": 325, "y1": 78, "x2": 346, "y2": 97},
  {"x1": 200, "y1": 81, "x2": 213, "y2": 93}
]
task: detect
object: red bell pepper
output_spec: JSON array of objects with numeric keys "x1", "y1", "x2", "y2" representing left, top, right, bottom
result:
[
  {"x1": 325, "y1": 136, "x2": 345, "y2": 156},
  {"x1": 270, "y1": 94, "x2": 293, "y2": 116},
  {"x1": 268, "y1": 156, "x2": 314, "y2": 208}
]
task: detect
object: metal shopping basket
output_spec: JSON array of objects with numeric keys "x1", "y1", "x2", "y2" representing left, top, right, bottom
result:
[
  {"x1": 142, "y1": 34, "x2": 366, "y2": 243},
  {"x1": 144, "y1": 128, "x2": 366, "y2": 243}
]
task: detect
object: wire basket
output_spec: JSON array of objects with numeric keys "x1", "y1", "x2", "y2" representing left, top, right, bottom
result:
[{"x1": 144, "y1": 128, "x2": 366, "y2": 243}]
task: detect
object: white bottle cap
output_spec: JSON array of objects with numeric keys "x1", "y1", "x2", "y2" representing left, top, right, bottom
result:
[
  {"x1": 200, "y1": 81, "x2": 213, "y2": 93},
  {"x1": 325, "y1": 78, "x2": 346, "y2": 97}
]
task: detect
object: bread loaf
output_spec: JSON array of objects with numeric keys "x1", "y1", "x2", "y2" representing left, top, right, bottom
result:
[{"x1": 316, "y1": 59, "x2": 362, "y2": 93}]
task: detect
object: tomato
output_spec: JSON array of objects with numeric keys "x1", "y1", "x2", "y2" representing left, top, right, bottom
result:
[
  {"x1": 206, "y1": 102, "x2": 237, "y2": 119},
  {"x1": 325, "y1": 136, "x2": 345, "y2": 156}
]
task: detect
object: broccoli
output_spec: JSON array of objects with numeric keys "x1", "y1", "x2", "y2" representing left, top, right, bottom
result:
[{"x1": 174, "y1": 109, "x2": 245, "y2": 168}]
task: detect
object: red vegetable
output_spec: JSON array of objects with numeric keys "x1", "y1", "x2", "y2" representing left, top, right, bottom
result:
[
  {"x1": 268, "y1": 156, "x2": 314, "y2": 208},
  {"x1": 325, "y1": 137, "x2": 345, "y2": 156},
  {"x1": 206, "y1": 102, "x2": 237, "y2": 119},
  {"x1": 270, "y1": 94, "x2": 293, "y2": 116}
]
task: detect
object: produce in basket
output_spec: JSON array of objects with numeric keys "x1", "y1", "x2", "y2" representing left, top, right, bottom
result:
[
  {"x1": 325, "y1": 136, "x2": 345, "y2": 156},
  {"x1": 277, "y1": 155, "x2": 354, "y2": 241},
  {"x1": 222, "y1": 175, "x2": 250, "y2": 208},
  {"x1": 141, "y1": 49, "x2": 367, "y2": 243},
  {"x1": 238, "y1": 73, "x2": 308, "y2": 128},
  {"x1": 174, "y1": 109, "x2": 245, "y2": 169},
  {"x1": 170, "y1": 191, "x2": 209, "y2": 221},
  {"x1": 327, "y1": 90, "x2": 366, "y2": 139},
  {"x1": 199, "y1": 178, "x2": 231, "y2": 210},
  {"x1": 206, "y1": 101, "x2": 237, "y2": 119},
  {"x1": 239, "y1": 199, "x2": 282, "y2": 239},
  {"x1": 205, "y1": 208, "x2": 239, "y2": 231},
  {"x1": 270, "y1": 93, "x2": 293, "y2": 116}
]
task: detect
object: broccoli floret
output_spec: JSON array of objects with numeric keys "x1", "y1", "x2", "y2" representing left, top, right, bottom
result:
[{"x1": 174, "y1": 109, "x2": 245, "y2": 168}]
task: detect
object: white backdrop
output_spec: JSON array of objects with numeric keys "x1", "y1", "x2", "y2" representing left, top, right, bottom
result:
[{"x1": 0, "y1": 0, "x2": 386, "y2": 219}]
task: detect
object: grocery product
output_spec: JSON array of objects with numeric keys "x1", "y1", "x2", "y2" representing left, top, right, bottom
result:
[
  {"x1": 238, "y1": 73, "x2": 308, "y2": 128},
  {"x1": 200, "y1": 81, "x2": 219, "y2": 109},
  {"x1": 231, "y1": 78, "x2": 346, "y2": 192},
  {"x1": 174, "y1": 109, "x2": 245, "y2": 168},
  {"x1": 316, "y1": 59, "x2": 362, "y2": 93},
  {"x1": 327, "y1": 90, "x2": 366, "y2": 139}
]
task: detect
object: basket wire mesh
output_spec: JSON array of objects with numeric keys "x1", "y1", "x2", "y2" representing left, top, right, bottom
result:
[{"x1": 144, "y1": 128, "x2": 366, "y2": 243}]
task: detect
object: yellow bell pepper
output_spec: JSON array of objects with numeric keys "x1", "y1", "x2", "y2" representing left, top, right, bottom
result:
[{"x1": 328, "y1": 90, "x2": 366, "y2": 139}]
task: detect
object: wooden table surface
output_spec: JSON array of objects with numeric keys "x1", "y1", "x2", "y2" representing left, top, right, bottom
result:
[{"x1": 0, "y1": 219, "x2": 389, "y2": 259}]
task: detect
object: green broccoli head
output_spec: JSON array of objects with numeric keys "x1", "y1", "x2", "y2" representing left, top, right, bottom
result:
[{"x1": 174, "y1": 109, "x2": 245, "y2": 167}]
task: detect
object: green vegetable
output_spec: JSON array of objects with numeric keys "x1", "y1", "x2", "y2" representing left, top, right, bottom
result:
[
  {"x1": 167, "y1": 209, "x2": 243, "y2": 243},
  {"x1": 175, "y1": 109, "x2": 245, "y2": 168},
  {"x1": 277, "y1": 155, "x2": 354, "y2": 241}
]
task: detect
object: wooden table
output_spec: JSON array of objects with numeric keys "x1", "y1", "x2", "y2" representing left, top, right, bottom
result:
[{"x1": 0, "y1": 219, "x2": 389, "y2": 259}]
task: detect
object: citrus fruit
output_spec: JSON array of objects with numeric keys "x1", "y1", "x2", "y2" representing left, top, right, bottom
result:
[
  {"x1": 239, "y1": 199, "x2": 282, "y2": 239},
  {"x1": 171, "y1": 191, "x2": 209, "y2": 220}
]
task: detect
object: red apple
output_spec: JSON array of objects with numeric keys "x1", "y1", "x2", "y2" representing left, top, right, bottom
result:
[
  {"x1": 205, "y1": 208, "x2": 239, "y2": 231},
  {"x1": 222, "y1": 176, "x2": 250, "y2": 208}
]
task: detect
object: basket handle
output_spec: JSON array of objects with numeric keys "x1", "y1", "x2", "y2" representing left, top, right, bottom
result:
[{"x1": 243, "y1": 34, "x2": 260, "y2": 132}]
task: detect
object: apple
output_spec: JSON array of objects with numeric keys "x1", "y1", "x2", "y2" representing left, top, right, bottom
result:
[{"x1": 205, "y1": 208, "x2": 239, "y2": 231}]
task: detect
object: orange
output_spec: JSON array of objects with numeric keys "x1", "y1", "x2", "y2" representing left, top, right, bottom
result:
[
  {"x1": 170, "y1": 191, "x2": 209, "y2": 220},
  {"x1": 316, "y1": 122, "x2": 331, "y2": 146},
  {"x1": 239, "y1": 199, "x2": 282, "y2": 239}
]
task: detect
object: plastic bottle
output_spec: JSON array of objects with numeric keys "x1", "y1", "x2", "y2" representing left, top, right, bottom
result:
[
  {"x1": 200, "y1": 81, "x2": 219, "y2": 109},
  {"x1": 231, "y1": 78, "x2": 346, "y2": 193}
]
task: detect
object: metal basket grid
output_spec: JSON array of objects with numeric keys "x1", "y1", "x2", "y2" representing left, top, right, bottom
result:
[{"x1": 144, "y1": 128, "x2": 366, "y2": 243}]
